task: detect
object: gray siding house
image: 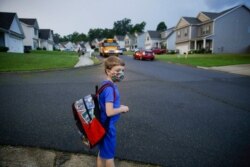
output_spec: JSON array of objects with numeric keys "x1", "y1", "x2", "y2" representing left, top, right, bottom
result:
[{"x1": 175, "y1": 4, "x2": 250, "y2": 54}]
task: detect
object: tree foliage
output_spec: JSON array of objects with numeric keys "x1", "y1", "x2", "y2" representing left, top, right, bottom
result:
[
  {"x1": 54, "y1": 18, "x2": 147, "y2": 43},
  {"x1": 156, "y1": 21, "x2": 167, "y2": 31}
]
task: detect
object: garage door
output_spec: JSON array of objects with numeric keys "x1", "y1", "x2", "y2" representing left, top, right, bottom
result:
[{"x1": 176, "y1": 42, "x2": 189, "y2": 54}]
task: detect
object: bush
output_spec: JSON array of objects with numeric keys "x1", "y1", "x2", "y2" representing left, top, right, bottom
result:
[
  {"x1": 0, "y1": 46, "x2": 9, "y2": 52},
  {"x1": 43, "y1": 47, "x2": 46, "y2": 51},
  {"x1": 37, "y1": 47, "x2": 42, "y2": 50},
  {"x1": 24, "y1": 46, "x2": 32, "y2": 53}
]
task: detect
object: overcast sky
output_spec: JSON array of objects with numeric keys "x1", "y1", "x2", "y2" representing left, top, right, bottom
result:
[{"x1": 0, "y1": 0, "x2": 249, "y2": 36}]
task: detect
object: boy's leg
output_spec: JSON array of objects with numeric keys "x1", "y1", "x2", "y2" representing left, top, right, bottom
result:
[
  {"x1": 97, "y1": 152, "x2": 105, "y2": 167},
  {"x1": 97, "y1": 156, "x2": 115, "y2": 167},
  {"x1": 106, "y1": 158, "x2": 115, "y2": 167}
]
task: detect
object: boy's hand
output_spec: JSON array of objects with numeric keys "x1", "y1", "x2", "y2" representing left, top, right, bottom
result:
[{"x1": 120, "y1": 105, "x2": 129, "y2": 113}]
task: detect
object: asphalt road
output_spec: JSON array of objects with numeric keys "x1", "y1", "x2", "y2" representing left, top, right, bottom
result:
[{"x1": 0, "y1": 55, "x2": 250, "y2": 167}]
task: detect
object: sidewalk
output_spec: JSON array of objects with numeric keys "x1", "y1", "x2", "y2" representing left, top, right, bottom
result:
[
  {"x1": 198, "y1": 64, "x2": 250, "y2": 76},
  {"x1": 74, "y1": 52, "x2": 94, "y2": 68},
  {"x1": 0, "y1": 145, "x2": 159, "y2": 167}
]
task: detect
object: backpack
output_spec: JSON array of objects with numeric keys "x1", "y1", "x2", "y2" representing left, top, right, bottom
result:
[{"x1": 72, "y1": 82, "x2": 115, "y2": 148}]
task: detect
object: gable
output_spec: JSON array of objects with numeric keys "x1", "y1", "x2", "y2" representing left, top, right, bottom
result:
[
  {"x1": 10, "y1": 15, "x2": 24, "y2": 35},
  {"x1": 176, "y1": 18, "x2": 189, "y2": 29},
  {"x1": 197, "y1": 12, "x2": 210, "y2": 22}
]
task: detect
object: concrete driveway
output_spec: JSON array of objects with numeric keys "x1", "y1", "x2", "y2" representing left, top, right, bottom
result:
[{"x1": 199, "y1": 64, "x2": 250, "y2": 76}]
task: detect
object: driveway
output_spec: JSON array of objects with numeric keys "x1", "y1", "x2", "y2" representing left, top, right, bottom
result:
[
  {"x1": 201, "y1": 64, "x2": 250, "y2": 76},
  {"x1": 0, "y1": 55, "x2": 250, "y2": 167}
]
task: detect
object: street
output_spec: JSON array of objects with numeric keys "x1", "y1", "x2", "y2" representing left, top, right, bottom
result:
[{"x1": 0, "y1": 55, "x2": 250, "y2": 167}]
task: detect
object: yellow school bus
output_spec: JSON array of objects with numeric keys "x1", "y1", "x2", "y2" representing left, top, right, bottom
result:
[{"x1": 99, "y1": 39, "x2": 121, "y2": 57}]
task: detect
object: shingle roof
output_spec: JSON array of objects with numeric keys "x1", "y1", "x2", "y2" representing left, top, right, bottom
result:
[
  {"x1": 148, "y1": 30, "x2": 161, "y2": 39},
  {"x1": 19, "y1": 18, "x2": 37, "y2": 26},
  {"x1": 39, "y1": 29, "x2": 52, "y2": 40},
  {"x1": 201, "y1": 5, "x2": 245, "y2": 20},
  {"x1": 0, "y1": 12, "x2": 16, "y2": 30},
  {"x1": 183, "y1": 17, "x2": 202, "y2": 25}
]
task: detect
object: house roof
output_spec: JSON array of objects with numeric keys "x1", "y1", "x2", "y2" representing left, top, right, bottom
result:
[
  {"x1": 148, "y1": 30, "x2": 161, "y2": 39},
  {"x1": 183, "y1": 17, "x2": 202, "y2": 25},
  {"x1": 201, "y1": 4, "x2": 249, "y2": 20},
  {"x1": 39, "y1": 29, "x2": 53, "y2": 40},
  {"x1": 19, "y1": 18, "x2": 37, "y2": 26},
  {"x1": 0, "y1": 12, "x2": 16, "y2": 30}
]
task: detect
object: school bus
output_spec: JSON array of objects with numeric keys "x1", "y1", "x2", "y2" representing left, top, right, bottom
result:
[{"x1": 99, "y1": 39, "x2": 121, "y2": 57}]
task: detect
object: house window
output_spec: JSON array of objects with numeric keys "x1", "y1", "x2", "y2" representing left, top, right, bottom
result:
[
  {"x1": 206, "y1": 26, "x2": 210, "y2": 34},
  {"x1": 184, "y1": 28, "x2": 188, "y2": 36},
  {"x1": 177, "y1": 31, "x2": 181, "y2": 38},
  {"x1": 147, "y1": 37, "x2": 149, "y2": 41}
]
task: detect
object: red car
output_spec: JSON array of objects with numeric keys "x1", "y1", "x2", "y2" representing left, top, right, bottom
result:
[
  {"x1": 151, "y1": 47, "x2": 167, "y2": 54},
  {"x1": 133, "y1": 50, "x2": 155, "y2": 60}
]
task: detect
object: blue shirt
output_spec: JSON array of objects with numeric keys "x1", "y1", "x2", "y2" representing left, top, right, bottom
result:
[{"x1": 99, "y1": 80, "x2": 120, "y2": 125}]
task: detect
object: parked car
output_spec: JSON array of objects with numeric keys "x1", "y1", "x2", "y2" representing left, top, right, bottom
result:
[
  {"x1": 151, "y1": 47, "x2": 167, "y2": 54},
  {"x1": 133, "y1": 49, "x2": 155, "y2": 61}
]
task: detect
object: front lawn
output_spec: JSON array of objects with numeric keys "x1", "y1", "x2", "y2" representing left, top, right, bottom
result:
[
  {"x1": 155, "y1": 54, "x2": 250, "y2": 67},
  {"x1": 0, "y1": 50, "x2": 79, "y2": 72}
]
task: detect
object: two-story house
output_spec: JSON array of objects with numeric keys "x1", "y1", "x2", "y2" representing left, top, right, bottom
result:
[
  {"x1": 176, "y1": 4, "x2": 250, "y2": 54},
  {"x1": 145, "y1": 31, "x2": 161, "y2": 50},
  {"x1": 19, "y1": 18, "x2": 39, "y2": 50},
  {"x1": 39, "y1": 29, "x2": 54, "y2": 51},
  {"x1": 161, "y1": 27, "x2": 176, "y2": 51},
  {"x1": 0, "y1": 12, "x2": 25, "y2": 53},
  {"x1": 124, "y1": 33, "x2": 136, "y2": 51}
]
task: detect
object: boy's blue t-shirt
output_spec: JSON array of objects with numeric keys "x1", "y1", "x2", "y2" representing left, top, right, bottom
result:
[{"x1": 99, "y1": 80, "x2": 120, "y2": 124}]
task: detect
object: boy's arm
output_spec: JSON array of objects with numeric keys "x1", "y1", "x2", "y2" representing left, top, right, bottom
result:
[{"x1": 105, "y1": 102, "x2": 129, "y2": 117}]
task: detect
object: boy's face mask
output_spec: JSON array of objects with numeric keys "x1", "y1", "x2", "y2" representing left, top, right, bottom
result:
[{"x1": 111, "y1": 69, "x2": 125, "y2": 82}]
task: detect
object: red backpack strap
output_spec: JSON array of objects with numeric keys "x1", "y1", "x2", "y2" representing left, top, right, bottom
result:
[{"x1": 96, "y1": 82, "x2": 116, "y2": 100}]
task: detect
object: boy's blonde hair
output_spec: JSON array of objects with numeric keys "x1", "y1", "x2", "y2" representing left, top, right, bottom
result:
[{"x1": 104, "y1": 56, "x2": 125, "y2": 74}]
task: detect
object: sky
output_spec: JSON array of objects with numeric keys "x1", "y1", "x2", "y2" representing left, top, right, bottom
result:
[{"x1": 0, "y1": 0, "x2": 249, "y2": 36}]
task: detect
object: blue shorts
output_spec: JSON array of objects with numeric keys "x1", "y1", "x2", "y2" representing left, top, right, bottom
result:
[{"x1": 98, "y1": 124, "x2": 116, "y2": 159}]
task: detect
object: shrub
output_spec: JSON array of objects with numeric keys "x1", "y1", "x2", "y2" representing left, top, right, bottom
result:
[
  {"x1": 37, "y1": 47, "x2": 42, "y2": 50},
  {"x1": 0, "y1": 46, "x2": 9, "y2": 52},
  {"x1": 43, "y1": 47, "x2": 46, "y2": 50},
  {"x1": 24, "y1": 46, "x2": 32, "y2": 53}
]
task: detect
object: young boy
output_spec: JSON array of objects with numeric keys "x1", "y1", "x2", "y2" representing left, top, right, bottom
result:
[{"x1": 97, "y1": 56, "x2": 129, "y2": 167}]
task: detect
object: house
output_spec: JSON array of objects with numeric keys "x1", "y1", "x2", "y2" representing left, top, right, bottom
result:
[
  {"x1": 124, "y1": 33, "x2": 137, "y2": 51},
  {"x1": 91, "y1": 38, "x2": 103, "y2": 49},
  {"x1": 0, "y1": 12, "x2": 25, "y2": 53},
  {"x1": 39, "y1": 29, "x2": 54, "y2": 51},
  {"x1": 19, "y1": 18, "x2": 39, "y2": 50},
  {"x1": 75, "y1": 41, "x2": 86, "y2": 52},
  {"x1": 161, "y1": 27, "x2": 176, "y2": 51},
  {"x1": 114, "y1": 35, "x2": 125, "y2": 49},
  {"x1": 145, "y1": 31, "x2": 161, "y2": 50},
  {"x1": 59, "y1": 41, "x2": 75, "y2": 51},
  {"x1": 175, "y1": 4, "x2": 250, "y2": 54},
  {"x1": 137, "y1": 32, "x2": 146, "y2": 49}
]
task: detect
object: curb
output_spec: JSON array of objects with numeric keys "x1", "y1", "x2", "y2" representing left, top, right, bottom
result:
[{"x1": 0, "y1": 145, "x2": 160, "y2": 167}]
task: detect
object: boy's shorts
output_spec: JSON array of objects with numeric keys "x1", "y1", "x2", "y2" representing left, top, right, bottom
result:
[{"x1": 98, "y1": 125, "x2": 116, "y2": 159}]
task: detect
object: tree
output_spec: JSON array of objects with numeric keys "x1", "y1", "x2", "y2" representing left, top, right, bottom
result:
[
  {"x1": 113, "y1": 18, "x2": 133, "y2": 36},
  {"x1": 53, "y1": 33, "x2": 61, "y2": 44},
  {"x1": 130, "y1": 21, "x2": 146, "y2": 34},
  {"x1": 156, "y1": 21, "x2": 167, "y2": 31}
]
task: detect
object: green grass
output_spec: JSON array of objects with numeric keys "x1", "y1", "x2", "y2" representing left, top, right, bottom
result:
[
  {"x1": 123, "y1": 51, "x2": 134, "y2": 56},
  {"x1": 155, "y1": 54, "x2": 250, "y2": 67},
  {"x1": 0, "y1": 50, "x2": 79, "y2": 72}
]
